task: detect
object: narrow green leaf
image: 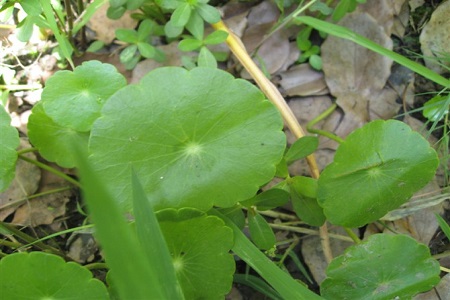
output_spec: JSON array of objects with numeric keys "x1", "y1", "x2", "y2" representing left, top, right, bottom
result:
[
  {"x1": 423, "y1": 95, "x2": 449, "y2": 122},
  {"x1": 16, "y1": 16, "x2": 35, "y2": 42},
  {"x1": 436, "y1": 214, "x2": 450, "y2": 241},
  {"x1": 20, "y1": 0, "x2": 42, "y2": 16},
  {"x1": 185, "y1": 11, "x2": 203, "y2": 40},
  {"x1": 248, "y1": 209, "x2": 276, "y2": 250},
  {"x1": 203, "y1": 30, "x2": 228, "y2": 45},
  {"x1": 297, "y1": 16, "x2": 450, "y2": 88},
  {"x1": 107, "y1": 5, "x2": 126, "y2": 19},
  {"x1": 120, "y1": 44, "x2": 138, "y2": 63},
  {"x1": 178, "y1": 38, "x2": 203, "y2": 51},
  {"x1": 210, "y1": 209, "x2": 324, "y2": 300},
  {"x1": 332, "y1": 0, "x2": 351, "y2": 21},
  {"x1": 196, "y1": 3, "x2": 220, "y2": 24},
  {"x1": 131, "y1": 171, "x2": 184, "y2": 300},
  {"x1": 171, "y1": 3, "x2": 191, "y2": 27},
  {"x1": 76, "y1": 149, "x2": 167, "y2": 299},
  {"x1": 234, "y1": 274, "x2": 283, "y2": 300},
  {"x1": 198, "y1": 46, "x2": 217, "y2": 68},
  {"x1": 241, "y1": 189, "x2": 290, "y2": 211},
  {"x1": 137, "y1": 19, "x2": 154, "y2": 41},
  {"x1": 86, "y1": 40, "x2": 105, "y2": 52},
  {"x1": 115, "y1": 29, "x2": 138, "y2": 44},
  {"x1": 289, "y1": 176, "x2": 325, "y2": 226},
  {"x1": 216, "y1": 205, "x2": 246, "y2": 229},
  {"x1": 285, "y1": 136, "x2": 318, "y2": 164},
  {"x1": 0, "y1": 105, "x2": 19, "y2": 192},
  {"x1": 164, "y1": 20, "x2": 184, "y2": 38},
  {"x1": 137, "y1": 42, "x2": 156, "y2": 58}
]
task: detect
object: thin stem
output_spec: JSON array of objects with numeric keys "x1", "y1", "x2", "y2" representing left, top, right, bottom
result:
[
  {"x1": 64, "y1": 0, "x2": 74, "y2": 45},
  {"x1": 85, "y1": 262, "x2": 108, "y2": 270},
  {"x1": 0, "y1": 186, "x2": 73, "y2": 211},
  {"x1": 0, "y1": 222, "x2": 64, "y2": 256},
  {"x1": 0, "y1": 239, "x2": 22, "y2": 248},
  {"x1": 0, "y1": 83, "x2": 42, "y2": 90},
  {"x1": 307, "y1": 103, "x2": 345, "y2": 144},
  {"x1": 270, "y1": 224, "x2": 353, "y2": 242},
  {"x1": 344, "y1": 227, "x2": 361, "y2": 244},
  {"x1": 16, "y1": 147, "x2": 38, "y2": 155},
  {"x1": 212, "y1": 18, "x2": 333, "y2": 262},
  {"x1": 18, "y1": 154, "x2": 81, "y2": 188}
]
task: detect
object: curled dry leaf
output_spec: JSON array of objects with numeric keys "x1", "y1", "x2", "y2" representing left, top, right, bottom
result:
[
  {"x1": 321, "y1": 12, "x2": 393, "y2": 137},
  {"x1": 419, "y1": 0, "x2": 450, "y2": 74}
]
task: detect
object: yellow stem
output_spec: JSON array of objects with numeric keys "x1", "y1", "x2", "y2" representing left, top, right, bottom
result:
[{"x1": 212, "y1": 19, "x2": 332, "y2": 263}]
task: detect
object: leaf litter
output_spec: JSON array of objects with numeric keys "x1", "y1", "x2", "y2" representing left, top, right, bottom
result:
[{"x1": 1, "y1": 0, "x2": 449, "y2": 298}]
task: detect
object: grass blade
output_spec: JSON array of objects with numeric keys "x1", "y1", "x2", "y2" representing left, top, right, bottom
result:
[{"x1": 296, "y1": 16, "x2": 450, "y2": 88}]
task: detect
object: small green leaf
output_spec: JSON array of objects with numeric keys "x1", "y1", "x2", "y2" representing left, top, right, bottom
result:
[
  {"x1": 203, "y1": 30, "x2": 228, "y2": 45},
  {"x1": 42, "y1": 61, "x2": 127, "y2": 132},
  {"x1": 332, "y1": 0, "x2": 352, "y2": 21},
  {"x1": 275, "y1": 157, "x2": 289, "y2": 178},
  {"x1": 185, "y1": 10, "x2": 204, "y2": 40},
  {"x1": 20, "y1": 0, "x2": 42, "y2": 16},
  {"x1": 164, "y1": 20, "x2": 184, "y2": 38},
  {"x1": 109, "y1": 0, "x2": 127, "y2": 7},
  {"x1": 216, "y1": 205, "x2": 246, "y2": 229},
  {"x1": 296, "y1": 27, "x2": 313, "y2": 52},
  {"x1": 137, "y1": 42, "x2": 156, "y2": 58},
  {"x1": 171, "y1": 3, "x2": 192, "y2": 27},
  {"x1": 137, "y1": 19, "x2": 154, "y2": 41},
  {"x1": 423, "y1": 95, "x2": 449, "y2": 122},
  {"x1": 115, "y1": 29, "x2": 138, "y2": 44},
  {"x1": 86, "y1": 40, "x2": 105, "y2": 52},
  {"x1": 16, "y1": 16, "x2": 35, "y2": 42},
  {"x1": 318, "y1": 120, "x2": 439, "y2": 227},
  {"x1": 178, "y1": 38, "x2": 203, "y2": 51},
  {"x1": 289, "y1": 176, "x2": 325, "y2": 226},
  {"x1": 0, "y1": 252, "x2": 108, "y2": 299},
  {"x1": 107, "y1": 5, "x2": 126, "y2": 19},
  {"x1": 285, "y1": 136, "x2": 318, "y2": 164},
  {"x1": 436, "y1": 214, "x2": 450, "y2": 240},
  {"x1": 309, "y1": 54, "x2": 322, "y2": 70},
  {"x1": 120, "y1": 44, "x2": 138, "y2": 63},
  {"x1": 28, "y1": 102, "x2": 89, "y2": 168},
  {"x1": 0, "y1": 105, "x2": 19, "y2": 192},
  {"x1": 309, "y1": 2, "x2": 333, "y2": 15},
  {"x1": 241, "y1": 189, "x2": 290, "y2": 211},
  {"x1": 248, "y1": 209, "x2": 276, "y2": 250},
  {"x1": 321, "y1": 234, "x2": 440, "y2": 299},
  {"x1": 157, "y1": 208, "x2": 235, "y2": 299},
  {"x1": 196, "y1": 3, "x2": 220, "y2": 24},
  {"x1": 198, "y1": 46, "x2": 217, "y2": 68},
  {"x1": 89, "y1": 67, "x2": 285, "y2": 212}
]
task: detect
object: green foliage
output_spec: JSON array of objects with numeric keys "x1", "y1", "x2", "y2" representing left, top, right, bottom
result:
[
  {"x1": 288, "y1": 176, "x2": 325, "y2": 226},
  {"x1": 116, "y1": 19, "x2": 163, "y2": 69},
  {"x1": 88, "y1": 66, "x2": 286, "y2": 212},
  {"x1": 248, "y1": 208, "x2": 277, "y2": 250},
  {"x1": 0, "y1": 105, "x2": 19, "y2": 192},
  {"x1": 157, "y1": 208, "x2": 235, "y2": 299},
  {"x1": 321, "y1": 234, "x2": 440, "y2": 299},
  {"x1": 0, "y1": 252, "x2": 109, "y2": 299},
  {"x1": 318, "y1": 120, "x2": 439, "y2": 227},
  {"x1": 423, "y1": 94, "x2": 450, "y2": 122}
]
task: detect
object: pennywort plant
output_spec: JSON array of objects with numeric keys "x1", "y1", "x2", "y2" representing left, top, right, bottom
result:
[{"x1": 1, "y1": 6, "x2": 449, "y2": 300}]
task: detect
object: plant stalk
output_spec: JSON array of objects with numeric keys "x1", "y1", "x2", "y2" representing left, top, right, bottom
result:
[{"x1": 212, "y1": 19, "x2": 333, "y2": 263}]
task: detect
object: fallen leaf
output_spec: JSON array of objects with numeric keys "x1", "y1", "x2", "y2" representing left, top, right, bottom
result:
[
  {"x1": 0, "y1": 139, "x2": 40, "y2": 221},
  {"x1": 419, "y1": 0, "x2": 450, "y2": 74},
  {"x1": 321, "y1": 12, "x2": 393, "y2": 137},
  {"x1": 278, "y1": 64, "x2": 328, "y2": 97}
]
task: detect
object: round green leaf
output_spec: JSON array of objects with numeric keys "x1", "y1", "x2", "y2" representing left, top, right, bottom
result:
[
  {"x1": 89, "y1": 67, "x2": 285, "y2": 212},
  {"x1": 42, "y1": 61, "x2": 127, "y2": 132},
  {"x1": 28, "y1": 102, "x2": 89, "y2": 168},
  {"x1": 321, "y1": 234, "x2": 440, "y2": 299},
  {"x1": 0, "y1": 252, "x2": 109, "y2": 299},
  {"x1": 0, "y1": 106, "x2": 19, "y2": 192},
  {"x1": 318, "y1": 120, "x2": 439, "y2": 227},
  {"x1": 157, "y1": 208, "x2": 235, "y2": 299}
]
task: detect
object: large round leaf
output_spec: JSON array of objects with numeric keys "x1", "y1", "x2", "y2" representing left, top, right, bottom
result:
[
  {"x1": 89, "y1": 67, "x2": 285, "y2": 212},
  {"x1": 321, "y1": 234, "x2": 440, "y2": 299},
  {"x1": 318, "y1": 120, "x2": 438, "y2": 227},
  {"x1": 42, "y1": 60, "x2": 127, "y2": 132},
  {"x1": 28, "y1": 102, "x2": 89, "y2": 168},
  {"x1": 0, "y1": 252, "x2": 108, "y2": 299},
  {"x1": 0, "y1": 106, "x2": 19, "y2": 192},
  {"x1": 157, "y1": 208, "x2": 235, "y2": 299}
]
